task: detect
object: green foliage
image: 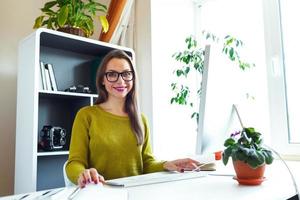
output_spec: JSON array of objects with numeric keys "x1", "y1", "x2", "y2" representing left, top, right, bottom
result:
[
  {"x1": 170, "y1": 35, "x2": 205, "y2": 120},
  {"x1": 170, "y1": 31, "x2": 255, "y2": 122},
  {"x1": 33, "y1": 0, "x2": 109, "y2": 37},
  {"x1": 222, "y1": 35, "x2": 255, "y2": 70},
  {"x1": 222, "y1": 127, "x2": 274, "y2": 169}
]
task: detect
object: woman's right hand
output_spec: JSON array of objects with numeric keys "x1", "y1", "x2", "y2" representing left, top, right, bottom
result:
[{"x1": 77, "y1": 168, "x2": 105, "y2": 188}]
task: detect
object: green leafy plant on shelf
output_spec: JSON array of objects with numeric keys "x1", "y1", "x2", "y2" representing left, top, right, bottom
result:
[
  {"x1": 33, "y1": 0, "x2": 109, "y2": 37},
  {"x1": 170, "y1": 31, "x2": 255, "y2": 123}
]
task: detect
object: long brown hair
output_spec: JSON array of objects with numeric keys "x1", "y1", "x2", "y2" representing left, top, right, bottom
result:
[{"x1": 95, "y1": 49, "x2": 144, "y2": 145}]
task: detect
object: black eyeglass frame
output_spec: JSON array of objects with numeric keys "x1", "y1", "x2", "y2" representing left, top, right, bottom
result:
[{"x1": 104, "y1": 71, "x2": 134, "y2": 82}]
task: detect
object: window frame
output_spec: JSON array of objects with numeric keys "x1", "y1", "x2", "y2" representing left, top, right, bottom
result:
[{"x1": 262, "y1": 0, "x2": 300, "y2": 156}]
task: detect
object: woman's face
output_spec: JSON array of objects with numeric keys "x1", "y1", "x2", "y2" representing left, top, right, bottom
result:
[{"x1": 103, "y1": 58, "x2": 134, "y2": 100}]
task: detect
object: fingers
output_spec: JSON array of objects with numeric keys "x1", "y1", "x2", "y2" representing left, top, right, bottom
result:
[
  {"x1": 89, "y1": 168, "x2": 105, "y2": 184},
  {"x1": 163, "y1": 161, "x2": 186, "y2": 172},
  {"x1": 89, "y1": 168, "x2": 99, "y2": 183},
  {"x1": 182, "y1": 159, "x2": 199, "y2": 170},
  {"x1": 77, "y1": 168, "x2": 105, "y2": 188},
  {"x1": 98, "y1": 174, "x2": 106, "y2": 184},
  {"x1": 78, "y1": 173, "x2": 86, "y2": 188},
  {"x1": 163, "y1": 158, "x2": 201, "y2": 172}
]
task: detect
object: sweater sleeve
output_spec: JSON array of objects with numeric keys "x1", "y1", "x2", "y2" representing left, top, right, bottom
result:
[
  {"x1": 66, "y1": 108, "x2": 90, "y2": 184},
  {"x1": 141, "y1": 114, "x2": 166, "y2": 173}
]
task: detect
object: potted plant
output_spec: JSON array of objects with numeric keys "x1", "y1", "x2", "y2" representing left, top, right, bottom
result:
[
  {"x1": 33, "y1": 0, "x2": 109, "y2": 37},
  {"x1": 222, "y1": 105, "x2": 274, "y2": 185}
]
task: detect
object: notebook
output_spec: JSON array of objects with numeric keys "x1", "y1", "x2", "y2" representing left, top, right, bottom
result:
[{"x1": 106, "y1": 171, "x2": 208, "y2": 187}]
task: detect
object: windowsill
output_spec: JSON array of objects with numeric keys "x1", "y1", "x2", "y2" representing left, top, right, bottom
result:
[{"x1": 282, "y1": 155, "x2": 300, "y2": 161}]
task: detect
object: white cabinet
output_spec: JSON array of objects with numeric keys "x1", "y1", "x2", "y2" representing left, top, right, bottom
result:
[{"x1": 15, "y1": 28, "x2": 134, "y2": 194}]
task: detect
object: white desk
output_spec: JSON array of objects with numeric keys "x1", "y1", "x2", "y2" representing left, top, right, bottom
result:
[{"x1": 2, "y1": 160, "x2": 299, "y2": 200}]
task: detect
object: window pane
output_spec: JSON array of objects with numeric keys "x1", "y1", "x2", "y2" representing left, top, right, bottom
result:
[
  {"x1": 151, "y1": 0, "x2": 198, "y2": 159},
  {"x1": 198, "y1": 0, "x2": 270, "y2": 141},
  {"x1": 151, "y1": 0, "x2": 270, "y2": 159},
  {"x1": 280, "y1": 0, "x2": 300, "y2": 143}
]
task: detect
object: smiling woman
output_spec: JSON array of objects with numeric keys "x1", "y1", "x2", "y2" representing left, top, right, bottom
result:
[{"x1": 66, "y1": 49, "x2": 199, "y2": 188}]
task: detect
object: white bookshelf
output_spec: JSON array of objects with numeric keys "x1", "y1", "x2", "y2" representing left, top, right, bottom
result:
[{"x1": 15, "y1": 28, "x2": 134, "y2": 194}]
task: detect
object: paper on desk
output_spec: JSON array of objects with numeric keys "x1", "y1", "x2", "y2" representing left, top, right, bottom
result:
[{"x1": 49, "y1": 184, "x2": 128, "y2": 200}]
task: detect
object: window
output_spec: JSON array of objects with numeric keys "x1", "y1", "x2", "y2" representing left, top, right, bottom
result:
[
  {"x1": 196, "y1": 0, "x2": 270, "y2": 142},
  {"x1": 151, "y1": 0, "x2": 198, "y2": 159},
  {"x1": 151, "y1": 0, "x2": 300, "y2": 158},
  {"x1": 151, "y1": 0, "x2": 271, "y2": 159},
  {"x1": 279, "y1": 0, "x2": 300, "y2": 144},
  {"x1": 263, "y1": 0, "x2": 300, "y2": 155}
]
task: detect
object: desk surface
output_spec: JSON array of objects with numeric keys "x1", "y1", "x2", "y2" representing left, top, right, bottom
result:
[{"x1": 1, "y1": 160, "x2": 299, "y2": 200}]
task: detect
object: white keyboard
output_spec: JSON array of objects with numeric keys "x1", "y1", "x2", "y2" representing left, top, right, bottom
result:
[{"x1": 106, "y1": 171, "x2": 208, "y2": 187}]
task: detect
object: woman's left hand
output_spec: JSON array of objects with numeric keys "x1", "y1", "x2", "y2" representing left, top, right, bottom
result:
[{"x1": 163, "y1": 158, "x2": 200, "y2": 172}]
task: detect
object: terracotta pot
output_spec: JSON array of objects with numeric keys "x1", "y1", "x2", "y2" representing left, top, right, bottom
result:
[
  {"x1": 233, "y1": 160, "x2": 266, "y2": 185},
  {"x1": 57, "y1": 27, "x2": 86, "y2": 37}
]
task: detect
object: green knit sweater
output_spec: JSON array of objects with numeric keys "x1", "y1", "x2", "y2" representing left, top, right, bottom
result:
[{"x1": 66, "y1": 105, "x2": 165, "y2": 184}]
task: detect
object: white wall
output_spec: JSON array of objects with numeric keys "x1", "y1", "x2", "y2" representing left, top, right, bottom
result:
[
  {"x1": 0, "y1": 0, "x2": 109, "y2": 196},
  {"x1": 0, "y1": 1, "x2": 41, "y2": 195}
]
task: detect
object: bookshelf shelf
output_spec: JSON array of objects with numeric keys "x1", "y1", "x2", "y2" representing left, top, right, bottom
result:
[
  {"x1": 37, "y1": 151, "x2": 69, "y2": 157},
  {"x1": 39, "y1": 90, "x2": 98, "y2": 98},
  {"x1": 15, "y1": 28, "x2": 134, "y2": 193}
]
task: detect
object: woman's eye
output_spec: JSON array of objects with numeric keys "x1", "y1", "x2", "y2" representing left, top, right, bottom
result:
[
  {"x1": 108, "y1": 72, "x2": 118, "y2": 77},
  {"x1": 123, "y1": 72, "x2": 131, "y2": 77},
  {"x1": 123, "y1": 72, "x2": 132, "y2": 78}
]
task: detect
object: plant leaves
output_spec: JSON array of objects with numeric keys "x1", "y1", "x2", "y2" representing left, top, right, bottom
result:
[
  {"x1": 222, "y1": 147, "x2": 232, "y2": 165},
  {"x1": 184, "y1": 66, "x2": 190, "y2": 76},
  {"x1": 236, "y1": 149, "x2": 247, "y2": 161},
  {"x1": 247, "y1": 157, "x2": 259, "y2": 168},
  {"x1": 224, "y1": 138, "x2": 235, "y2": 147},
  {"x1": 99, "y1": 15, "x2": 109, "y2": 33},
  {"x1": 33, "y1": 16, "x2": 45, "y2": 29},
  {"x1": 262, "y1": 149, "x2": 274, "y2": 164},
  {"x1": 57, "y1": 5, "x2": 69, "y2": 27},
  {"x1": 229, "y1": 47, "x2": 235, "y2": 60},
  {"x1": 44, "y1": 1, "x2": 57, "y2": 9},
  {"x1": 256, "y1": 150, "x2": 266, "y2": 165},
  {"x1": 176, "y1": 70, "x2": 183, "y2": 77}
]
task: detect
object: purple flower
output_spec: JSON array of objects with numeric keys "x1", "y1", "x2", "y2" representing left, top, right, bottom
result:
[{"x1": 230, "y1": 131, "x2": 241, "y2": 138}]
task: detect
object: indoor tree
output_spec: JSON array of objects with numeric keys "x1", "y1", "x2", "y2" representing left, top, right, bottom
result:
[{"x1": 170, "y1": 31, "x2": 255, "y2": 124}]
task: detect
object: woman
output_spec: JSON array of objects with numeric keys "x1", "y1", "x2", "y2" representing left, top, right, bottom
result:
[{"x1": 66, "y1": 50, "x2": 199, "y2": 188}]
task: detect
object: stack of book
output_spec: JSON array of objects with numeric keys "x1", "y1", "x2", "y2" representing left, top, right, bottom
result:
[{"x1": 39, "y1": 61, "x2": 58, "y2": 91}]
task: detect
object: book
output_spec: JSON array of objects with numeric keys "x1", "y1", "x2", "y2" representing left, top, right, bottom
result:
[
  {"x1": 46, "y1": 63, "x2": 58, "y2": 91},
  {"x1": 44, "y1": 64, "x2": 52, "y2": 91},
  {"x1": 191, "y1": 151, "x2": 222, "y2": 171},
  {"x1": 40, "y1": 61, "x2": 46, "y2": 90}
]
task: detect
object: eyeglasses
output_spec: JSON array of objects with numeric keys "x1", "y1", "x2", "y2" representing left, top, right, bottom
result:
[{"x1": 105, "y1": 71, "x2": 134, "y2": 82}]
